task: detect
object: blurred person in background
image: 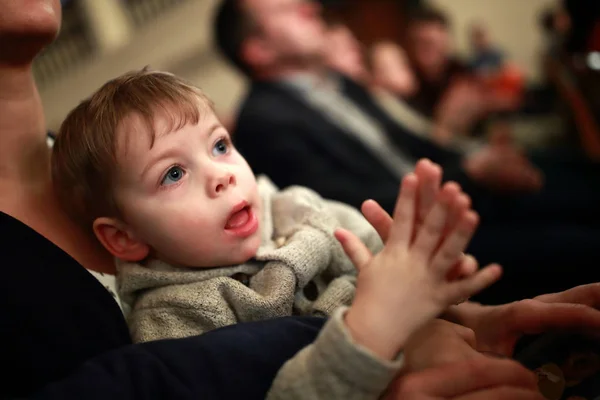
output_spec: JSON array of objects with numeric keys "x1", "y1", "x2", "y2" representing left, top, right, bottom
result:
[
  {"x1": 325, "y1": 22, "x2": 371, "y2": 84},
  {"x1": 371, "y1": 40, "x2": 419, "y2": 99},
  {"x1": 405, "y1": 9, "x2": 523, "y2": 137},
  {"x1": 469, "y1": 23, "x2": 505, "y2": 76},
  {"x1": 214, "y1": 0, "x2": 600, "y2": 304},
  {"x1": 468, "y1": 23, "x2": 524, "y2": 118}
]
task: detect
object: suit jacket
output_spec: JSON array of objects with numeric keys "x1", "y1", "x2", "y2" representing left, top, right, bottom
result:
[{"x1": 233, "y1": 75, "x2": 463, "y2": 213}]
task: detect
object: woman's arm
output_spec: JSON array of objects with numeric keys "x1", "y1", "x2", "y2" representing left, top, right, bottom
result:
[{"x1": 30, "y1": 316, "x2": 325, "y2": 400}]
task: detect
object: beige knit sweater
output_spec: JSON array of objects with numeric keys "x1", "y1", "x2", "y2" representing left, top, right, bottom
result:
[
  {"x1": 267, "y1": 307, "x2": 405, "y2": 400},
  {"x1": 117, "y1": 176, "x2": 383, "y2": 343}
]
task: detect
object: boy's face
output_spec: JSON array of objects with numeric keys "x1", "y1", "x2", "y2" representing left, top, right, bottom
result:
[{"x1": 110, "y1": 109, "x2": 262, "y2": 267}]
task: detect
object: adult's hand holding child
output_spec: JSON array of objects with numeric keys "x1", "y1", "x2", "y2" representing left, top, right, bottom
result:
[
  {"x1": 364, "y1": 159, "x2": 600, "y2": 359},
  {"x1": 384, "y1": 356, "x2": 543, "y2": 400}
]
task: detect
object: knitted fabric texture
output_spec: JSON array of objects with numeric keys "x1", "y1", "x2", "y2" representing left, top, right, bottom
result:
[{"x1": 117, "y1": 176, "x2": 383, "y2": 343}]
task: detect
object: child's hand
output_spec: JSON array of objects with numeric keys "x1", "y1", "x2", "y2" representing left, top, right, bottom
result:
[
  {"x1": 336, "y1": 173, "x2": 502, "y2": 360},
  {"x1": 362, "y1": 158, "x2": 476, "y2": 279}
]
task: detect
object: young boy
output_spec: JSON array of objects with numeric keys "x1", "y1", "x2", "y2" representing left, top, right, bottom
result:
[{"x1": 52, "y1": 69, "x2": 501, "y2": 398}]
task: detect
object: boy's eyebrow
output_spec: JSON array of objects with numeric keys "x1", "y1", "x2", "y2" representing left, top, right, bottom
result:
[{"x1": 139, "y1": 122, "x2": 222, "y2": 180}]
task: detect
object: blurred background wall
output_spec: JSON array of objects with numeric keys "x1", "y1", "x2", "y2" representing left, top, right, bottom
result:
[
  {"x1": 429, "y1": 0, "x2": 555, "y2": 82},
  {"x1": 38, "y1": 0, "x2": 560, "y2": 131}
]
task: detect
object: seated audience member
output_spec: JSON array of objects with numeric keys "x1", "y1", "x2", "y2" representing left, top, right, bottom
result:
[
  {"x1": 326, "y1": 22, "x2": 371, "y2": 84},
  {"x1": 371, "y1": 40, "x2": 419, "y2": 98},
  {"x1": 403, "y1": 8, "x2": 473, "y2": 119},
  {"x1": 468, "y1": 23, "x2": 524, "y2": 113},
  {"x1": 405, "y1": 9, "x2": 518, "y2": 135},
  {"x1": 469, "y1": 23, "x2": 505, "y2": 76},
  {"x1": 213, "y1": 0, "x2": 600, "y2": 303},
  {"x1": 2, "y1": 0, "x2": 599, "y2": 399},
  {"x1": 323, "y1": 24, "x2": 475, "y2": 146}
]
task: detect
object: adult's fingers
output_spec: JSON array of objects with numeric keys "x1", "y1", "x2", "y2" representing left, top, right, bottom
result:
[
  {"x1": 361, "y1": 199, "x2": 393, "y2": 243},
  {"x1": 505, "y1": 300, "x2": 600, "y2": 337},
  {"x1": 391, "y1": 357, "x2": 537, "y2": 399},
  {"x1": 534, "y1": 283, "x2": 600, "y2": 310},
  {"x1": 334, "y1": 228, "x2": 373, "y2": 272},
  {"x1": 456, "y1": 387, "x2": 545, "y2": 400}
]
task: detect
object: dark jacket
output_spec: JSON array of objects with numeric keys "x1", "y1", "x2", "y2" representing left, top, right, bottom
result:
[{"x1": 233, "y1": 75, "x2": 463, "y2": 213}]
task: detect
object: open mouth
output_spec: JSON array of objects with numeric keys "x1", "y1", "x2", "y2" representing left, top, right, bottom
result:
[
  {"x1": 224, "y1": 202, "x2": 258, "y2": 238},
  {"x1": 225, "y1": 205, "x2": 251, "y2": 229}
]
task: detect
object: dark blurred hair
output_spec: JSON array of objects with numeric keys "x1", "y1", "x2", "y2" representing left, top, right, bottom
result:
[
  {"x1": 407, "y1": 7, "x2": 450, "y2": 29},
  {"x1": 539, "y1": 8, "x2": 556, "y2": 35},
  {"x1": 214, "y1": 0, "x2": 256, "y2": 76}
]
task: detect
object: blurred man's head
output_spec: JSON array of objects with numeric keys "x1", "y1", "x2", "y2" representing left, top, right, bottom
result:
[
  {"x1": 214, "y1": 0, "x2": 328, "y2": 77},
  {"x1": 405, "y1": 8, "x2": 453, "y2": 81}
]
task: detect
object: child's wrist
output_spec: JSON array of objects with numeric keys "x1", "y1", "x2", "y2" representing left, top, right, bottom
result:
[{"x1": 344, "y1": 304, "x2": 407, "y2": 361}]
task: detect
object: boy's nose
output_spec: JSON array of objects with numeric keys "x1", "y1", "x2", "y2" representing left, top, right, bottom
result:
[{"x1": 208, "y1": 170, "x2": 236, "y2": 198}]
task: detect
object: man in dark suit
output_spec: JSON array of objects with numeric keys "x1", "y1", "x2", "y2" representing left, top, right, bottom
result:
[{"x1": 213, "y1": 0, "x2": 600, "y2": 303}]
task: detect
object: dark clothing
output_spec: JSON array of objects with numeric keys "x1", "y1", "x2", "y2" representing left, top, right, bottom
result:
[
  {"x1": 233, "y1": 76, "x2": 600, "y2": 304},
  {"x1": 470, "y1": 48, "x2": 505, "y2": 74},
  {"x1": 0, "y1": 211, "x2": 325, "y2": 399},
  {"x1": 0, "y1": 211, "x2": 131, "y2": 398},
  {"x1": 234, "y1": 77, "x2": 462, "y2": 215},
  {"x1": 31, "y1": 316, "x2": 325, "y2": 400}
]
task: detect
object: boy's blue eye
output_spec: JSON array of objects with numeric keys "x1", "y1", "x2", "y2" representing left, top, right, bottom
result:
[
  {"x1": 212, "y1": 139, "x2": 229, "y2": 156},
  {"x1": 161, "y1": 166, "x2": 185, "y2": 186}
]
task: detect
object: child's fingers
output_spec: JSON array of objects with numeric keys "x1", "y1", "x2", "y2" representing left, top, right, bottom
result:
[
  {"x1": 446, "y1": 192, "x2": 471, "y2": 232},
  {"x1": 412, "y1": 182, "x2": 458, "y2": 257},
  {"x1": 457, "y1": 254, "x2": 478, "y2": 277},
  {"x1": 446, "y1": 254, "x2": 478, "y2": 281},
  {"x1": 388, "y1": 173, "x2": 419, "y2": 247},
  {"x1": 431, "y1": 211, "x2": 479, "y2": 275},
  {"x1": 415, "y1": 159, "x2": 442, "y2": 224},
  {"x1": 447, "y1": 264, "x2": 503, "y2": 303},
  {"x1": 361, "y1": 200, "x2": 393, "y2": 243},
  {"x1": 334, "y1": 228, "x2": 374, "y2": 272}
]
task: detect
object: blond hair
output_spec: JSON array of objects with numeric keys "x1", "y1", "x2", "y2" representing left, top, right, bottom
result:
[{"x1": 52, "y1": 68, "x2": 213, "y2": 230}]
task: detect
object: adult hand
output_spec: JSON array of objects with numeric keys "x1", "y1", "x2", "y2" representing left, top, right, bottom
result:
[
  {"x1": 384, "y1": 356, "x2": 543, "y2": 400},
  {"x1": 463, "y1": 144, "x2": 543, "y2": 193},
  {"x1": 361, "y1": 163, "x2": 600, "y2": 356},
  {"x1": 535, "y1": 283, "x2": 600, "y2": 309},
  {"x1": 447, "y1": 283, "x2": 600, "y2": 356},
  {"x1": 435, "y1": 79, "x2": 488, "y2": 135},
  {"x1": 401, "y1": 319, "x2": 480, "y2": 373}
]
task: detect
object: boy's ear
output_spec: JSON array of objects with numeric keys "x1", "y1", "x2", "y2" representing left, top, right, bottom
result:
[{"x1": 93, "y1": 217, "x2": 150, "y2": 262}]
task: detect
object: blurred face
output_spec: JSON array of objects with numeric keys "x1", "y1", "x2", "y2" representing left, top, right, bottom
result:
[
  {"x1": 113, "y1": 108, "x2": 262, "y2": 268},
  {"x1": 372, "y1": 43, "x2": 418, "y2": 97},
  {"x1": 408, "y1": 21, "x2": 452, "y2": 80},
  {"x1": 326, "y1": 25, "x2": 368, "y2": 80},
  {"x1": 0, "y1": 0, "x2": 62, "y2": 63},
  {"x1": 246, "y1": 0, "x2": 327, "y2": 64}
]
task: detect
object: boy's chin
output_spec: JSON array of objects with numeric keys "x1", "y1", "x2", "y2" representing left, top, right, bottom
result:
[{"x1": 228, "y1": 237, "x2": 261, "y2": 264}]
